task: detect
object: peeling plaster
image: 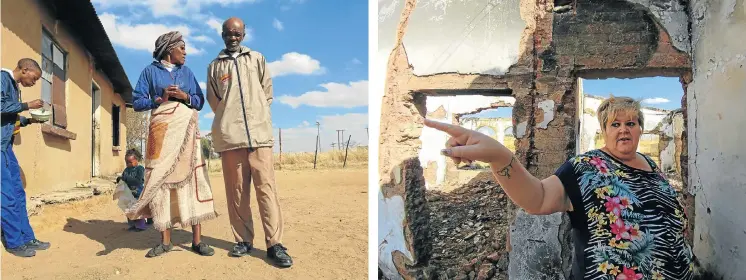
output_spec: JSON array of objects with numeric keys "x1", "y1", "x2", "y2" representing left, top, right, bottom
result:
[
  {"x1": 516, "y1": 121, "x2": 528, "y2": 139},
  {"x1": 626, "y1": 0, "x2": 691, "y2": 54},
  {"x1": 402, "y1": 0, "x2": 526, "y2": 75},
  {"x1": 537, "y1": 99, "x2": 555, "y2": 129},
  {"x1": 659, "y1": 122, "x2": 676, "y2": 172},
  {"x1": 378, "y1": 191, "x2": 412, "y2": 280},
  {"x1": 689, "y1": 0, "x2": 746, "y2": 276}
]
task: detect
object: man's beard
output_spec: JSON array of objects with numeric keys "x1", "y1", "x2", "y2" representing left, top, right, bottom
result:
[{"x1": 226, "y1": 44, "x2": 240, "y2": 53}]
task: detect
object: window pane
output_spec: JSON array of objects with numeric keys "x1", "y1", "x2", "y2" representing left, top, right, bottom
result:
[
  {"x1": 42, "y1": 33, "x2": 52, "y2": 58},
  {"x1": 41, "y1": 56, "x2": 53, "y2": 82},
  {"x1": 41, "y1": 79, "x2": 52, "y2": 104},
  {"x1": 53, "y1": 44, "x2": 64, "y2": 70}
]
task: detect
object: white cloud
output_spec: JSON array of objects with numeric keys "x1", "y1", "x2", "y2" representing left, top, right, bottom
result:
[
  {"x1": 268, "y1": 52, "x2": 325, "y2": 77},
  {"x1": 274, "y1": 113, "x2": 369, "y2": 153},
  {"x1": 206, "y1": 17, "x2": 224, "y2": 35},
  {"x1": 93, "y1": 0, "x2": 261, "y2": 18},
  {"x1": 278, "y1": 80, "x2": 368, "y2": 109},
  {"x1": 199, "y1": 81, "x2": 207, "y2": 90},
  {"x1": 273, "y1": 18, "x2": 284, "y2": 31},
  {"x1": 192, "y1": 35, "x2": 214, "y2": 44},
  {"x1": 98, "y1": 13, "x2": 205, "y2": 55},
  {"x1": 203, "y1": 112, "x2": 215, "y2": 119},
  {"x1": 642, "y1": 97, "x2": 670, "y2": 104},
  {"x1": 279, "y1": 0, "x2": 306, "y2": 11},
  {"x1": 345, "y1": 58, "x2": 363, "y2": 70}
]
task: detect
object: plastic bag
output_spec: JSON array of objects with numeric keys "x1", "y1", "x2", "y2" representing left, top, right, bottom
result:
[{"x1": 112, "y1": 182, "x2": 137, "y2": 212}]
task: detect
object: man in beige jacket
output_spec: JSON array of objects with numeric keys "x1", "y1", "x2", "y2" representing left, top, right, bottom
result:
[{"x1": 206, "y1": 17, "x2": 292, "y2": 268}]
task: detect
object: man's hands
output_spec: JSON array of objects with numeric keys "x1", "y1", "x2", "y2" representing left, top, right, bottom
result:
[
  {"x1": 155, "y1": 86, "x2": 188, "y2": 104},
  {"x1": 26, "y1": 99, "x2": 44, "y2": 110}
]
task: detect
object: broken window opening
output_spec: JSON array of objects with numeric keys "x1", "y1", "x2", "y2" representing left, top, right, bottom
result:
[
  {"x1": 457, "y1": 107, "x2": 516, "y2": 170},
  {"x1": 416, "y1": 92, "x2": 515, "y2": 191}
]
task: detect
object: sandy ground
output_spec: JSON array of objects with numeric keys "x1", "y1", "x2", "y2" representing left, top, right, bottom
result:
[{"x1": 1, "y1": 168, "x2": 368, "y2": 280}]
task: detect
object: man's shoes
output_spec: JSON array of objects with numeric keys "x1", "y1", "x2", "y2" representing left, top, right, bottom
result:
[
  {"x1": 24, "y1": 239, "x2": 50, "y2": 250},
  {"x1": 267, "y1": 244, "x2": 293, "y2": 268},
  {"x1": 6, "y1": 245, "x2": 36, "y2": 257},
  {"x1": 191, "y1": 242, "x2": 215, "y2": 256},
  {"x1": 229, "y1": 242, "x2": 253, "y2": 257}
]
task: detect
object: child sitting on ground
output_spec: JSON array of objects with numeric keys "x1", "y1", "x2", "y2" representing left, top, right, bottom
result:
[{"x1": 117, "y1": 149, "x2": 149, "y2": 231}]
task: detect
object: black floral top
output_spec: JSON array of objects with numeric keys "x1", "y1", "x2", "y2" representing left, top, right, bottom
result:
[{"x1": 555, "y1": 149, "x2": 693, "y2": 280}]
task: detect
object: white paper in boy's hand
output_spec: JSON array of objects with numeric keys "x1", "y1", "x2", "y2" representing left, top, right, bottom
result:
[{"x1": 113, "y1": 182, "x2": 137, "y2": 212}]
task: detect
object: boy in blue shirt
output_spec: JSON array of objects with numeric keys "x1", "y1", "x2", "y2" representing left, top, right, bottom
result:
[{"x1": 117, "y1": 149, "x2": 148, "y2": 231}]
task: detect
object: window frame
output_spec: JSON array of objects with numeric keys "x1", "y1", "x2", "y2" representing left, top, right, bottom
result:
[{"x1": 40, "y1": 28, "x2": 69, "y2": 129}]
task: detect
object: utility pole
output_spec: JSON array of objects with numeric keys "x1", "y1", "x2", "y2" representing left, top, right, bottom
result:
[
  {"x1": 314, "y1": 122, "x2": 320, "y2": 169},
  {"x1": 278, "y1": 128, "x2": 282, "y2": 170},
  {"x1": 336, "y1": 129, "x2": 344, "y2": 150},
  {"x1": 343, "y1": 135, "x2": 352, "y2": 168}
]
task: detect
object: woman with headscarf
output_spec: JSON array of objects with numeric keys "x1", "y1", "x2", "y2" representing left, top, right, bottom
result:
[
  {"x1": 424, "y1": 96, "x2": 696, "y2": 280},
  {"x1": 127, "y1": 31, "x2": 218, "y2": 258}
]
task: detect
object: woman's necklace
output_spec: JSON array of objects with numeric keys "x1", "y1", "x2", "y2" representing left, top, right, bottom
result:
[{"x1": 160, "y1": 60, "x2": 174, "y2": 68}]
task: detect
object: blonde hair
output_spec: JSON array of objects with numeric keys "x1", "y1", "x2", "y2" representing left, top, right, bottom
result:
[{"x1": 597, "y1": 95, "x2": 644, "y2": 132}]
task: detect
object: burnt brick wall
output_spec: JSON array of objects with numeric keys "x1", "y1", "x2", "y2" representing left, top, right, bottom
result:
[
  {"x1": 547, "y1": 0, "x2": 689, "y2": 73},
  {"x1": 553, "y1": 0, "x2": 659, "y2": 69}
]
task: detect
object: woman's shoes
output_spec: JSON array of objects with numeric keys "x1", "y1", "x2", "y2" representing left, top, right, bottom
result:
[{"x1": 146, "y1": 243, "x2": 173, "y2": 258}]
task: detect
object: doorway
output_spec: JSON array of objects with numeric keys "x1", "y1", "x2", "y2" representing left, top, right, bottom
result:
[{"x1": 91, "y1": 82, "x2": 101, "y2": 177}]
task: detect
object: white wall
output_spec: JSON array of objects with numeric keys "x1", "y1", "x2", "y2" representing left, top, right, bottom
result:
[
  {"x1": 689, "y1": 0, "x2": 746, "y2": 278},
  {"x1": 402, "y1": 0, "x2": 525, "y2": 76}
]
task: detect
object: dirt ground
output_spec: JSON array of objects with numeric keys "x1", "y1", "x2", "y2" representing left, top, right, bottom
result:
[{"x1": 1, "y1": 168, "x2": 368, "y2": 280}]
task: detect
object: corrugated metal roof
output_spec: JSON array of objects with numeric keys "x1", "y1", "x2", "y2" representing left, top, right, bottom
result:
[{"x1": 40, "y1": 0, "x2": 133, "y2": 105}]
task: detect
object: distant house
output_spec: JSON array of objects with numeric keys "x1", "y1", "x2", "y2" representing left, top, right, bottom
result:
[{"x1": 1, "y1": 0, "x2": 132, "y2": 195}]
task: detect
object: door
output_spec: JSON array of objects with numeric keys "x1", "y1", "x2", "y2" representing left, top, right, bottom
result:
[{"x1": 91, "y1": 82, "x2": 101, "y2": 177}]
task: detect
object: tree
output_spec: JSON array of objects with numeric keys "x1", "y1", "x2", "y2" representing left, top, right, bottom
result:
[
  {"x1": 125, "y1": 107, "x2": 149, "y2": 152},
  {"x1": 201, "y1": 138, "x2": 212, "y2": 160}
]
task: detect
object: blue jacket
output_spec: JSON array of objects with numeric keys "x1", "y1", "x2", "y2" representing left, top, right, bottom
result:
[
  {"x1": 1, "y1": 70, "x2": 31, "y2": 151},
  {"x1": 132, "y1": 62, "x2": 205, "y2": 112}
]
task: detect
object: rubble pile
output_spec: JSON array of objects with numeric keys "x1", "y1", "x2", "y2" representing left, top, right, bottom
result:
[{"x1": 425, "y1": 173, "x2": 513, "y2": 280}]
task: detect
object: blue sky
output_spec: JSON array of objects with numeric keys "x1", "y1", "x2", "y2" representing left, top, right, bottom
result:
[
  {"x1": 582, "y1": 77, "x2": 684, "y2": 110},
  {"x1": 92, "y1": 0, "x2": 368, "y2": 153},
  {"x1": 467, "y1": 77, "x2": 684, "y2": 119}
]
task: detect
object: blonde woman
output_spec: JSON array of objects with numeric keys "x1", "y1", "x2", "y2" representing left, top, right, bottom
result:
[{"x1": 425, "y1": 96, "x2": 694, "y2": 280}]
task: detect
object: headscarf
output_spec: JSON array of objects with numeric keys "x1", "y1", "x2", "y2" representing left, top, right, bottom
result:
[{"x1": 152, "y1": 31, "x2": 185, "y2": 60}]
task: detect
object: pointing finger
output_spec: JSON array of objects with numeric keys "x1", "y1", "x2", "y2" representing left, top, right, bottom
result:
[{"x1": 423, "y1": 119, "x2": 467, "y2": 137}]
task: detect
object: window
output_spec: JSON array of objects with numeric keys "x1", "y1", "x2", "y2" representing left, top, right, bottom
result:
[
  {"x1": 41, "y1": 29, "x2": 68, "y2": 128},
  {"x1": 112, "y1": 105, "x2": 120, "y2": 147}
]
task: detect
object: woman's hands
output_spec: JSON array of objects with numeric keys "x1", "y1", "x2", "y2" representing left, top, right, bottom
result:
[
  {"x1": 423, "y1": 119, "x2": 512, "y2": 166},
  {"x1": 155, "y1": 85, "x2": 189, "y2": 104}
]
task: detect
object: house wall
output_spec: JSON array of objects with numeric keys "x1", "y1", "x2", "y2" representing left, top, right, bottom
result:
[
  {"x1": 1, "y1": 0, "x2": 127, "y2": 196},
  {"x1": 688, "y1": 0, "x2": 746, "y2": 278}
]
